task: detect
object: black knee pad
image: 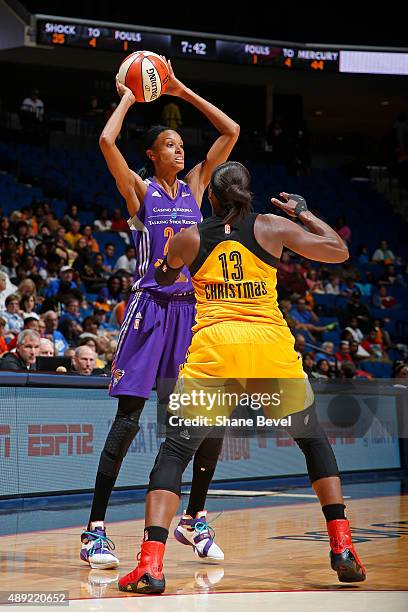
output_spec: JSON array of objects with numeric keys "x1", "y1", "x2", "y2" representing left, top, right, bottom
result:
[
  {"x1": 289, "y1": 404, "x2": 339, "y2": 483},
  {"x1": 148, "y1": 438, "x2": 195, "y2": 496},
  {"x1": 98, "y1": 396, "x2": 145, "y2": 478}
]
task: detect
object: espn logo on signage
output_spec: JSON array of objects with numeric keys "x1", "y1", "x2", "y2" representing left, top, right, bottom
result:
[
  {"x1": 28, "y1": 424, "x2": 93, "y2": 456},
  {"x1": 0, "y1": 425, "x2": 11, "y2": 458}
]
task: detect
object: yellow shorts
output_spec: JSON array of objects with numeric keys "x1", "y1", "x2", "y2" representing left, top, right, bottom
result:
[{"x1": 176, "y1": 322, "x2": 313, "y2": 420}]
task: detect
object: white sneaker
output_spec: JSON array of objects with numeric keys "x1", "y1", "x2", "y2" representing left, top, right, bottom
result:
[
  {"x1": 80, "y1": 526, "x2": 120, "y2": 570},
  {"x1": 174, "y1": 510, "x2": 224, "y2": 560}
]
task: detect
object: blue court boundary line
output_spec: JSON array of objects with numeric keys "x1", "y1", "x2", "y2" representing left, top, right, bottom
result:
[{"x1": 0, "y1": 468, "x2": 406, "y2": 510}]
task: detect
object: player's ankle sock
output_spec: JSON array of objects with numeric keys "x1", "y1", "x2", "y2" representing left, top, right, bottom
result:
[
  {"x1": 144, "y1": 526, "x2": 169, "y2": 544},
  {"x1": 322, "y1": 503, "x2": 346, "y2": 522},
  {"x1": 89, "y1": 471, "x2": 116, "y2": 525}
]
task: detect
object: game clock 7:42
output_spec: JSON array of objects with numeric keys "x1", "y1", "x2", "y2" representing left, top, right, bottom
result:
[{"x1": 171, "y1": 36, "x2": 216, "y2": 60}]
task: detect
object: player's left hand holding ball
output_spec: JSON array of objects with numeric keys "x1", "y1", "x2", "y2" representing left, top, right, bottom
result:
[{"x1": 115, "y1": 75, "x2": 136, "y2": 105}]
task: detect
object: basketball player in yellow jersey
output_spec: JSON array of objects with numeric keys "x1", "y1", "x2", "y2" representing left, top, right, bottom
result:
[{"x1": 118, "y1": 162, "x2": 366, "y2": 594}]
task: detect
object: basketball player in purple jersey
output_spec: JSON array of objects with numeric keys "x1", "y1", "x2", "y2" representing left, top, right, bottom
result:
[{"x1": 80, "y1": 59, "x2": 239, "y2": 569}]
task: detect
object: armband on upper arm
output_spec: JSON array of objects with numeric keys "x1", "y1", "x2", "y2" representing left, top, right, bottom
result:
[{"x1": 154, "y1": 256, "x2": 184, "y2": 286}]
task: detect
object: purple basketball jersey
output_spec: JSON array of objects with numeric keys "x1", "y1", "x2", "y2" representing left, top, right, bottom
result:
[{"x1": 129, "y1": 179, "x2": 202, "y2": 295}]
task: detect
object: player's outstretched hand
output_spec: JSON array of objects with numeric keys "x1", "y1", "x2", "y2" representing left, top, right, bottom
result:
[
  {"x1": 115, "y1": 75, "x2": 135, "y2": 104},
  {"x1": 163, "y1": 58, "x2": 186, "y2": 97},
  {"x1": 271, "y1": 192, "x2": 307, "y2": 218}
]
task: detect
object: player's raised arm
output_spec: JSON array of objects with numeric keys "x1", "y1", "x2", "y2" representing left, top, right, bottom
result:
[
  {"x1": 271, "y1": 193, "x2": 349, "y2": 263},
  {"x1": 163, "y1": 59, "x2": 240, "y2": 205},
  {"x1": 99, "y1": 77, "x2": 147, "y2": 217}
]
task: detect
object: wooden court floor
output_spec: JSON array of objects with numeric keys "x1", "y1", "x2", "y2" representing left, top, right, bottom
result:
[{"x1": 0, "y1": 494, "x2": 407, "y2": 602}]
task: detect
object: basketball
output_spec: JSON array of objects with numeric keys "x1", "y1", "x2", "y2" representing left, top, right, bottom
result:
[{"x1": 117, "y1": 51, "x2": 170, "y2": 103}]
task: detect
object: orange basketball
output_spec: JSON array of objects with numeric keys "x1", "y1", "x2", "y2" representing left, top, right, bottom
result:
[{"x1": 117, "y1": 51, "x2": 169, "y2": 103}]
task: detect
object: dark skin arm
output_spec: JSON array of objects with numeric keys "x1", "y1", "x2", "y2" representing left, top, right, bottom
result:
[
  {"x1": 165, "y1": 60, "x2": 240, "y2": 206},
  {"x1": 159, "y1": 193, "x2": 348, "y2": 285}
]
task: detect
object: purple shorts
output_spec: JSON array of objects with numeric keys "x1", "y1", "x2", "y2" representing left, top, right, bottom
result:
[{"x1": 109, "y1": 290, "x2": 195, "y2": 399}]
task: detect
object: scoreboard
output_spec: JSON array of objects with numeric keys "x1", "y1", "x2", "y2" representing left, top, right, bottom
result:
[
  {"x1": 36, "y1": 19, "x2": 408, "y2": 76},
  {"x1": 36, "y1": 20, "x2": 339, "y2": 73}
]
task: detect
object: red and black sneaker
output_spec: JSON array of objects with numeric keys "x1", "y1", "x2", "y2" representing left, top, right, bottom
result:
[
  {"x1": 327, "y1": 519, "x2": 366, "y2": 583},
  {"x1": 118, "y1": 541, "x2": 165, "y2": 594}
]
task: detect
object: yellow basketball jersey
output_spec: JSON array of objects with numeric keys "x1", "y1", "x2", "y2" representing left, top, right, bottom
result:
[{"x1": 189, "y1": 213, "x2": 286, "y2": 332}]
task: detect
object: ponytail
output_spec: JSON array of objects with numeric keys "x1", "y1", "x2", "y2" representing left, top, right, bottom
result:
[
  {"x1": 210, "y1": 162, "x2": 252, "y2": 223},
  {"x1": 137, "y1": 160, "x2": 154, "y2": 180}
]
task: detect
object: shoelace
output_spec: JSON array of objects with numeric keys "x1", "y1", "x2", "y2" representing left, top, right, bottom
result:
[
  {"x1": 83, "y1": 531, "x2": 116, "y2": 556},
  {"x1": 193, "y1": 512, "x2": 223, "y2": 541}
]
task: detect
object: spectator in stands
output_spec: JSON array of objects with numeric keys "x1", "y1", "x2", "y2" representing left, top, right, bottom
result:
[
  {"x1": 335, "y1": 340, "x2": 353, "y2": 363},
  {"x1": 20, "y1": 294, "x2": 36, "y2": 317},
  {"x1": 325, "y1": 275, "x2": 340, "y2": 295},
  {"x1": 290, "y1": 298, "x2": 317, "y2": 326},
  {"x1": 34, "y1": 243, "x2": 49, "y2": 278},
  {"x1": 6, "y1": 313, "x2": 40, "y2": 350},
  {"x1": 341, "y1": 362, "x2": 357, "y2": 379},
  {"x1": 302, "y1": 352, "x2": 317, "y2": 378},
  {"x1": 161, "y1": 100, "x2": 182, "y2": 130},
  {"x1": 20, "y1": 89, "x2": 44, "y2": 129},
  {"x1": 393, "y1": 362, "x2": 408, "y2": 378},
  {"x1": 81, "y1": 254, "x2": 109, "y2": 293},
  {"x1": 340, "y1": 278, "x2": 359, "y2": 298},
  {"x1": 97, "y1": 276, "x2": 123, "y2": 308},
  {"x1": 59, "y1": 298, "x2": 82, "y2": 328},
  {"x1": 349, "y1": 339, "x2": 370, "y2": 362},
  {"x1": 357, "y1": 245, "x2": 370, "y2": 265},
  {"x1": 111, "y1": 208, "x2": 128, "y2": 233},
  {"x1": 373, "y1": 318, "x2": 391, "y2": 350},
  {"x1": 43, "y1": 310, "x2": 69, "y2": 356},
  {"x1": 82, "y1": 316, "x2": 100, "y2": 336},
  {"x1": 73, "y1": 238, "x2": 93, "y2": 276},
  {"x1": 110, "y1": 209, "x2": 130, "y2": 244},
  {"x1": 314, "y1": 341, "x2": 336, "y2": 365},
  {"x1": 39, "y1": 337, "x2": 55, "y2": 357},
  {"x1": 345, "y1": 316, "x2": 364, "y2": 344},
  {"x1": 345, "y1": 290, "x2": 371, "y2": 331},
  {"x1": 94, "y1": 208, "x2": 112, "y2": 232},
  {"x1": 305, "y1": 269, "x2": 324, "y2": 294},
  {"x1": 65, "y1": 220, "x2": 83, "y2": 249},
  {"x1": 0, "y1": 329, "x2": 40, "y2": 371},
  {"x1": 59, "y1": 318, "x2": 80, "y2": 348},
  {"x1": 61, "y1": 204, "x2": 79, "y2": 231},
  {"x1": 17, "y1": 278, "x2": 37, "y2": 299},
  {"x1": 0, "y1": 315, "x2": 8, "y2": 356},
  {"x1": 109, "y1": 297, "x2": 128, "y2": 329},
  {"x1": 378, "y1": 264, "x2": 400, "y2": 286},
  {"x1": 114, "y1": 245, "x2": 136, "y2": 274},
  {"x1": 0, "y1": 217, "x2": 11, "y2": 247},
  {"x1": 71, "y1": 345, "x2": 97, "y2": 376},
  {"x1": 0, "y1": 272, "x2": 17, "y2": 310},
  {"x1": 82, "y1": 225, "x2": 100, "y2": 253},
  {"x1": 0, "y1": 294, "x2": 24, "y2": 335},
  {"x1": 335, "y1": 216, "x2": 351, "y2": 243},
  {"x1": 294, "y1": 333, "x2": 306, "y2": 356},
  {"x1": 93, "y1": 308, "x2": 111, "y2": 331},
  {"x1": 316, "y1": 358, "x2": 333, "y2": 379},
  {"x1": 355, "y1": 271, "x2": 374, "y2": 296},
  {"x1": 284, "y1": 263, "x2": 308, "y2": 297},
  {"x1": 45, "y1": 266, "x2": 77, "y2": 299},
  {"x1": 102, "y1": 243, "x2": 116, "y2": 273},
  {"x1": 372, "y1": 240, "x2": 395, "y2": 264},
  {"x1": 278, "y1": 251, "x2": 294, "y2": 276},
  {"x1": 373, "y1": 285, "x2": 397, "y2": 309},
  {"x1": 361, "y1": 329, "x2": 387, "y2": 360}
]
